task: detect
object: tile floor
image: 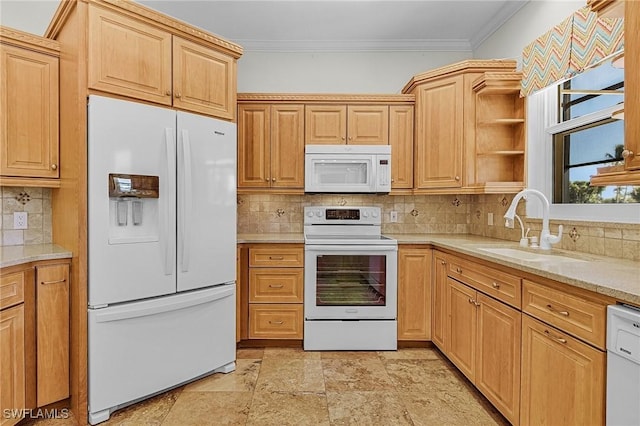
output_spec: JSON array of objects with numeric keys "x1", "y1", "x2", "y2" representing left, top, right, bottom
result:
[{"x1": 26, "y1": 347, "x2": 508, "y2": 426}]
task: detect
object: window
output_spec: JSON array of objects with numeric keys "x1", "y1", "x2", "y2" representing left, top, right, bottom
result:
[
  {"x1": 551, "y1": 59, "x2": 639, "y2": 205},
  {"x1": 526, "y1": 54, "x2": 639, "y2": 224}
]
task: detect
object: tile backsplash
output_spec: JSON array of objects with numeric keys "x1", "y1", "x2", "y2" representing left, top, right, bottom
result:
[
  {"x1": 0, "y1": 186, "x2": 52, "y2": 246},
  {"x1": 238, "y1": 192, "x2": 640, "y2": 261},
  {"x1": 237, "y1": 194, "x2": 472, "y2": 235},
  {"x1": 1, "y1": 186, "x2": 636, "y2": 262}
]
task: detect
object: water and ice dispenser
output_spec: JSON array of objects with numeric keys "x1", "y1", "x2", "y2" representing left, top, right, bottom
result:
[{"x1": 108, "y1": 174, "x2": 160, "y2": 244}]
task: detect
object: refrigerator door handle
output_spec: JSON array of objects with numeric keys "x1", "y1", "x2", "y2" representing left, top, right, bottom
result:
[
  {"x1": 179, "y1": 129, "x2": 193, "y2": 273},
  {"x1": 93, "y1": 285, "x2": 234, "y2": 323},
  {"x1": 163, "y1": 128, "x2": 176, "y2": 275}
]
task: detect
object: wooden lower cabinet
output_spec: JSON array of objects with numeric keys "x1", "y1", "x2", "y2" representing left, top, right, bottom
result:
[
  {"x1": 444, "y1": 264, "x2": 521, "y2": 424},
  {"x1": 245, "y1": 244, "x2": 304, "y2": 340},
  {"x1": 248, "y1": 304, "x2": 303, "y2": 339},
  {"x1": 520, "y1": 314, "x2": 605, "y2": 426},
  {"x1": 475, "y1": 293, "x2": 521, "y2": 423},
  {"x1": 397, "y1": 246, "x2": 431, "y2": 340},
  {"x1": 35, "y1": 263, "x2": 69, "y2": 407},
  {"x1": 0, "y1": 304, "x2": 25, "y2": 426},
  {"x1": 431, "y1": 252, "x2": 448, "y2": 350}
]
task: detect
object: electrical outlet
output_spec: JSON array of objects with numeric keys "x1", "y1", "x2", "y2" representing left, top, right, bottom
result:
[
  {"x1": 14, "y1": 212, "x2": 28, "y2": 229},
  {"x1": 487, "y1": 212, "x2": 494, "y2": 226},
  {"x1": 390, "y1": 211, "x2": 398, "y2": 223}
]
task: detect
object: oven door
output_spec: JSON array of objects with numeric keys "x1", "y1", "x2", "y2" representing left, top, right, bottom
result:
[{"x1": 304, "y1": 244, "x2": 397, "y2": 320}]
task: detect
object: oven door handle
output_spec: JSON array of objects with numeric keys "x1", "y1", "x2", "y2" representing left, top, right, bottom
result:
[{"x1": 305, "y1": 245, "x2": 397, "y2": 252}]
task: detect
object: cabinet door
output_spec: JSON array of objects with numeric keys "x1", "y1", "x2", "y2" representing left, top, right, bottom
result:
[
  {"x1": 88, "y1": 5, "x2": 172, "y2": 105},
  {"x1": 0, "y1": 44, "x2": 59, "y2": 178},
  {"x1": 389, "y1": 105, "x2": 414, "y2": 190},
  {"x1": 520, "y1": 315, "x2": 605, "y2": 426},
  {"x1": 305, "y1": 105, "x2": 347, "y2": 144},
  {"x1": 271, "y1": 105, "x2": 305, "y2": 188},
  {"x1": 624, "y1": 1, "x2": 640, "y2": 170},
  {"x1": 431, "y1": 252, "x2": 448, "y2": 351},
  {"x1": 0, "y1": 304, "x2": 25, "y2": 426},
  {"x1": 414, "y1": 76, "x2": 463, "y2": 188},
  {"x1": 397, "y1": 247, "x2": 431, "y2": 341},
  {"x1": 475, "y1": 293, "x2": 521, "y2": 424},
  {"x1": 36, "y1": 264, "x2": 69, "y2": 407},
  {"x1": 173, "y1": 37, "x2": 236, "y2": 120},
  {"x1": 347, "y1": 105, "x2": 389, "y2": 145},
  {"x1": 238, "y1": 104, "x2": 271, "y2": 188},
  {"x1": 447, "y1": 278, "x2": 476, "y2": 380}
]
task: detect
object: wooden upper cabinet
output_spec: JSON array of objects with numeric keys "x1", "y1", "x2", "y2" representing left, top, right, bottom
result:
[
  {"x1": 414, "y1": 76, "x2": 463, "y2": 188},
  {"x1": 238, "y1": 104, "x2": 270, "y2": 188},
  {"x1": 87, "y1": 4, "x2": 239, "y2": 120},
  {"x1": 623, "y1": 1, "x2": 640, "y2": 171},
  {"x1": 305, "y1": 104, "x2": 389, "y2": 145},
  {"x1": 347, "y1": 105, "x2": 389, "y2": 145},
  {"x1": 403, "y1": 60, "x2": 520, "y2": 192},
  {"x1": 173, "y1": 37, "x2": 236, "y2": 120},
  {"x1": 271, "y1": 105, "x2": 304, "y2": 188},
  {"x1": 237, "y1": 103, "x2": 304, "y2": 190},
  {"x1": 305, "y1": 105, "x2": 347, "y2": 144},
  {"x1": 88, "y1": 6, "x2": 172, "y2": 106},
  {"x1": 389, "y1": 105, "x2": 414, "y2": 190},
  {"x1": 0, "y1": 28, "x2": 59, "y2": 182}
]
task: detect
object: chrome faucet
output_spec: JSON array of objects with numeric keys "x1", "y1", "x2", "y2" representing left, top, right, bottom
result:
[{"x1": 503, "y1": 189, "x2": 563, "y2": 250}]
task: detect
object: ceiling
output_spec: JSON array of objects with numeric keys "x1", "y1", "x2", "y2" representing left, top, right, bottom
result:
[{"x1": 137, "y1": 0, "x2": 530, "y2": 52}]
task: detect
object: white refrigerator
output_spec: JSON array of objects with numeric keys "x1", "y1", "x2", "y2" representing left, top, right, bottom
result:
[{"x1": 87, "y1": 95, "x2": 236, "y2": 425}]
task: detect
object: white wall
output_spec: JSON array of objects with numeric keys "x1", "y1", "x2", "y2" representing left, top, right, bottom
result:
[
  {"x1": 237, "y1": 51, "x2": 471, "y2": 93},
  {"x1": 473, "y1": 0, "x2": 584, "y2": 63},
  {"x1": 0, "y1": 1, "x2": 59, "y2": 36}
]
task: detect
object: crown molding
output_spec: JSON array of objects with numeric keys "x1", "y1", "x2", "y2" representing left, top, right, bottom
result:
[
  {"x1": 235, "y1": 38, "x2": 472, "y2": 53},
  {"x1": 470, "y1": 0, "x2": 529, "y2": 51}
]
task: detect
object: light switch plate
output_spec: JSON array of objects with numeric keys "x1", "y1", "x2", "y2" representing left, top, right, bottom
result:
[
  {"x1": 487, "y1": 212, "x2": 494, "y2": 226},
  {"x1": 14, "y1": 212, "x2": 28, "y2": 229}
]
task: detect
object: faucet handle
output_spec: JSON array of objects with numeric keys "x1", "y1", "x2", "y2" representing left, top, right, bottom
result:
[{"x1": 547, "y1": 225, "x2": 563, "y2": 245}]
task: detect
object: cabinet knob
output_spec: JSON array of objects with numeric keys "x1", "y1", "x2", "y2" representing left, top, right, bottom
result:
[
  {"x1": 440, "y1": 260, "x2": 446, "y2": 265},
  {"x1": 391, "y1": 178, "x2": 395, "y2": 183},
  {"x1": 622, "y1": 149, "x2": 634, "y2": 159},
  {"x1": 51, "y1": 164, "x2": 58, "y2": 170},
  {"x1": 341, "y1": 137, "x2": 346, "y2": 141},
  {"x1": 175, "y1": 92, "x2": 182, "y2": 99},
  {"x1": 165, "y1": 90, "x2": 172, "y2": 96},
  {"x1": 454, "y1": 176, "x2": 460, "y2": 181},
  {"x1": 456, "y1": 267, "x2": 462, "y2": 273},
  {"x1": 492, "y1": 281, "x2": 500, "y2": 289},
  {"x1": 272, "y1": 177, "x2": 276, "y2": 182}
]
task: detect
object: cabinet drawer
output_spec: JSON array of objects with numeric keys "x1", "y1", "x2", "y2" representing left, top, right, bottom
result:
[
  {"x1": 1, "y1": 271, "x2": 25, "y2": 310},
  {"x1": 447, "y1": 256, "x2": 521, "y2": 308},
  {"x1": 248, "y1": 304, "x2": 303, "y2": 339},
  {"x1": 249, "y1": 268, "x2": 303, "y2": 303},
  {"x1": 522, "y1": 280, "x2": 606, "y2": 349},
  {"x1": 249, "y1": 246, "x2": 304, "y2": 267}
]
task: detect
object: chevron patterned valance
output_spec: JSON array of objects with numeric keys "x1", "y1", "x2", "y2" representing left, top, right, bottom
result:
[{"x1": 521, "y1": 6, "x2": 624, "y2": 97}]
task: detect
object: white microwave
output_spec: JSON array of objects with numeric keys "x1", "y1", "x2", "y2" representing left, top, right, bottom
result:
[{"x1": 304, "y1": 145, "x2": 391, "y2": 193}]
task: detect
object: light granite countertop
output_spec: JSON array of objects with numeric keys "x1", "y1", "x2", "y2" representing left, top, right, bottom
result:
[
  {"x1": 237, "y1": 232, "x2": 640, "y2": 306},
  {"x1": 1, "y1": 244, "x2": 73, "y2": 269}
]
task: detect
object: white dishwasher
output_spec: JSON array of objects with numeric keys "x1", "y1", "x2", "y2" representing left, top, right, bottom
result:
[{"x1": 607, "y1": 304, "x2": 640, "y2": 426}]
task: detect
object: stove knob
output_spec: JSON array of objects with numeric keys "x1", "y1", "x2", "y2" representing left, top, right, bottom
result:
[
  {"x1": 372, "y1": 210, "x2": 379, "y2": 218},
  {"x1": 363, "y1": 211, "x2": 369, "y2": 218},
  {"x1": 307, "y1": 211, "x2": 314, "y2": 217},
  {"x1": 316, "y1": 210, "x2": 323, "y2": 217}
]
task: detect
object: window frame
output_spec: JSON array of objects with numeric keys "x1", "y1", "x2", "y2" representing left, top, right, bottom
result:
[{"x1": 526, "y1": 86, "x2": 639, "y2": 223}]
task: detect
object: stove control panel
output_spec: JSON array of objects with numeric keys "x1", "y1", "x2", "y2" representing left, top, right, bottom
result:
[{"x1": 304, "y1": 206, "x2": 381, "y2": 225}]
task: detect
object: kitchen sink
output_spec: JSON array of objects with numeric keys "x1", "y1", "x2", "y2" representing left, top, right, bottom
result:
[{"x1": 478, "y1": 247, "x2": 588, "y2": 263}]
